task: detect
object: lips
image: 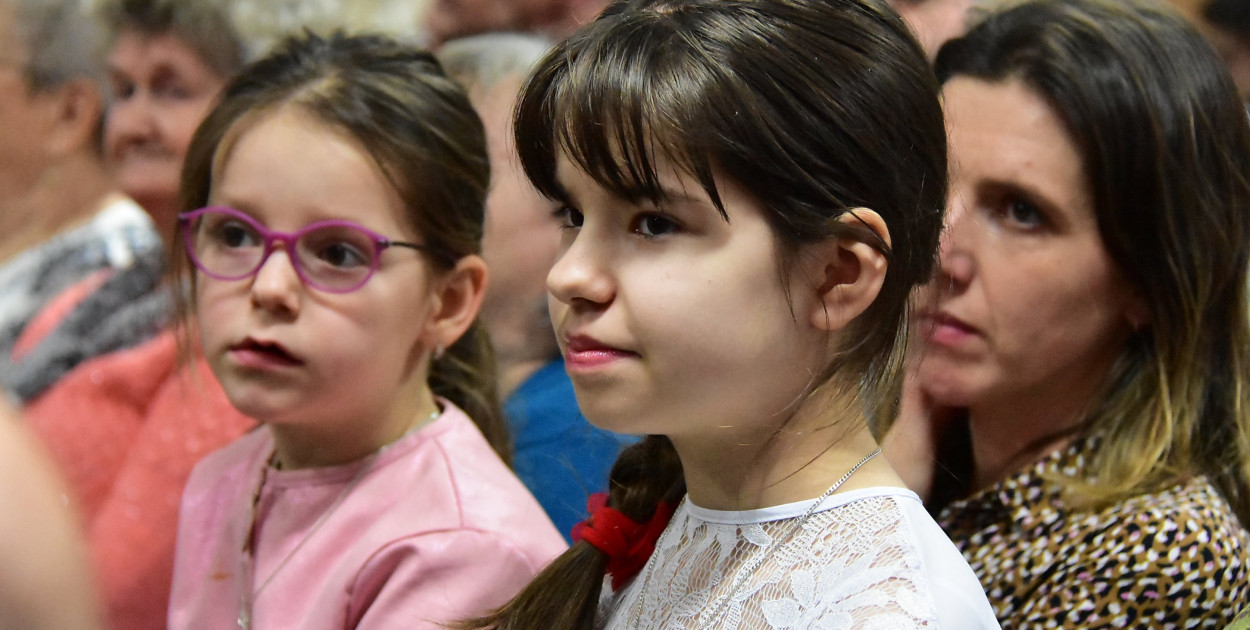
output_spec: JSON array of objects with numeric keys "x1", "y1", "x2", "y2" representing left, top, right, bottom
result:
[
  {"x1": 920, "y1": 311, "x2": 981, "y2": 348},
  {"x1": 563, "y1": 334, "x2": 638, "y2": 369},
  {"x1": 228, "y1": 337, "x2": 304, "y2": 368}
]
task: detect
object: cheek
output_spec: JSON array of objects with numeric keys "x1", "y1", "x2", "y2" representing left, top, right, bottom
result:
[
  {"x1": 986, "y1": 261, "x2": 1127, "y2": 358},
  {"x1": 640, "y1": 263, "x2": 804, "y2": 367},
  {"x1": 193, "y1": 281, "x2": 237, "y2": 341},
  {"x1": 361, "y1": 280, "x2": 438, "y2": 346}
]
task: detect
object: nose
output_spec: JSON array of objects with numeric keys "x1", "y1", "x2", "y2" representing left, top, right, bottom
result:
[
  {"x1": 249, "y1": 245, "x2": 302, "y2": 317},
  {"x1": 936, "y1": 187, "x2": 976, "y2": 289},
  {"x1": 106, "y1": 93, "x2": 156, "y2": 148},
  {"x1": 547, "y1": 230, "x2": 615, "y2": 310}
]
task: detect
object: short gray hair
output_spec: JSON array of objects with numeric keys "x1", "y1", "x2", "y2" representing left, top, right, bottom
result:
[
  {"x1": 99, "y1": 0, "x2": 245, "y2": 80},
  {"x1": 9, "y1": 0, "x2": 108, "y2": 93}
]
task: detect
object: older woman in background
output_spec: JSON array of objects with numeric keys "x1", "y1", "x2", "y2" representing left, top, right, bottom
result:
[
  {"x1": 102, "y1": 0, "x2": 244, "y2": 238},
  {"x1": 890, "y1": 0, "x2": 1250, "y2": 627}
]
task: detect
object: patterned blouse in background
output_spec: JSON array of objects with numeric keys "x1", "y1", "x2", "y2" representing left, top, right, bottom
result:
[{"x1": 937, "y1": 437, "x2": 1250, "y2": 629}]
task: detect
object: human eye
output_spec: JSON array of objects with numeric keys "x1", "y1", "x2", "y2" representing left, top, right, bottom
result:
[
  {"x1": 153, "y1": 80, "x2": 192, "y2": 100},
  {"x1": 1003, "y1": 198, "x2": 1045, "y2": 229},
  {"x1": 303, "y1": 229, "x2": 372, "y2": 269},
  {"x1": 553, "y1": 205, "x2": 584, "y2": 230},
  {"x1": 632, "y1": 212, "x2": 680, "y2": 238},
  {"x1": 109, "y1": 76, "x2": 135, "y2": 101},
  {"x1": 207, "y1": 218, "x2": 261, "y2": 249},
  {"x1": 151, "y1": 70, "x2": 197, "y2": 101}
]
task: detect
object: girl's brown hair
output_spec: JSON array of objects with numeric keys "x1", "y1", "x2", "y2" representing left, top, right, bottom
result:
[
  {"x1": 172, "y1": 30, "x2": 507, "y2": 460},
  {"x1": 465, "y1": 0, "x2": 946, "y2": 626}
]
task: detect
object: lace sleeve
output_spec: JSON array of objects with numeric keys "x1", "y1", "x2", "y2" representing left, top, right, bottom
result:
[{"x1": 603, "y1": 496, "x2": 940, "y2": 630}]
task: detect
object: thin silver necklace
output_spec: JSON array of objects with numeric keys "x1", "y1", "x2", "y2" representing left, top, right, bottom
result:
[
  {"x1": 235, "y1": 408, "x2": 440, "y2": 630},
  {"x1": 627, "y1": 447, "x2": 882, "y2": 629}
]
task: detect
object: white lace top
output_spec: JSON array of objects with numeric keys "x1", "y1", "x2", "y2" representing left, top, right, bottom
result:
[{"x1": 599, "y1": 487, "x2": 1000, "y2": 629}]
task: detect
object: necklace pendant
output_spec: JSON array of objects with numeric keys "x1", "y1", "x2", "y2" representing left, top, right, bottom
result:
[{"x1": 237, "y1": 606, "x2": 250, "y2": 630}]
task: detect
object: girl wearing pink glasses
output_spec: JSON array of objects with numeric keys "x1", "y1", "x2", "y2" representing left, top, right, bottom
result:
[{"x1": 166, "y1": 31, "x2": 565, "y2": 630}]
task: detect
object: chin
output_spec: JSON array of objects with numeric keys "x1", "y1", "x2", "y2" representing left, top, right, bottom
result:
[
  {"x1": 917, "y1": 369, "x2": 979, "y2": 409},
  {"x1": 576, "y1": 399, "x2": 648, "y2": 436}
]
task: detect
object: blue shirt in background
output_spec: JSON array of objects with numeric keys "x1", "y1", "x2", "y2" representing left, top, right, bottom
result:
[{"x1": 504, "y1": 359, "x2": 638, "y2": 541}]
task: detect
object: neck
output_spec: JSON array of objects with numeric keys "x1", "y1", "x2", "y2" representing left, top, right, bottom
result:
[
  {"x1": 484, "y1": 300, "x2": 558, "y2": 399},
  {"x1": 267, "y1": 388, "x2": 440, "y2": 470},
  {"x1": 672, "y1": 394, "x2": 900, "y2": 511},
  {"x1": 966, "y1": 392, "x2": 1087, "y2": 490},
  {"x1": 0, "y1": 158, "x2": 118, "y2": 265}
]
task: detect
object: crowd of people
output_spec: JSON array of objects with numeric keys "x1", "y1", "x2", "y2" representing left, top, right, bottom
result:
[{"x1": 0, "y1": 0, "x2": 1247, "y2": 628}]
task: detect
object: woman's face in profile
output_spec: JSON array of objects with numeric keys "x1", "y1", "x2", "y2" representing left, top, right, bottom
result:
[{"x1": 915, "y1": 77, "x2": 1145, "y2": 420}]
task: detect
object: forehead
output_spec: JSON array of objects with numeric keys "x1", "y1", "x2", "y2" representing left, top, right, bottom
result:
[{"x1": 108, "y1": 29, "x2": 213, "y2": 77}]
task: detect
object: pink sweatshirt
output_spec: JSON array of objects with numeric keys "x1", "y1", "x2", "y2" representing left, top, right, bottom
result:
[{"x1": 168, "y1": 401, "x2": 567, "y2": 630}]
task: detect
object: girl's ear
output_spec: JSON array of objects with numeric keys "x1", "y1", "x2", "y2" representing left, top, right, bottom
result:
[
  {"x1": 423, "y1": 254, "x2": 489, "y2": 352},
  {"x1": 806, "y1": 208, "x2": 891, "y2": 332}
]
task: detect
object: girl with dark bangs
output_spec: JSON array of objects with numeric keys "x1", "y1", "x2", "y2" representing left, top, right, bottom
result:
[{"x1": 464, "y1": 0, "x2": 1000, "y2": 628}]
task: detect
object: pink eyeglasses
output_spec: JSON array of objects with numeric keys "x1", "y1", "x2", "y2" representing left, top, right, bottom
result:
[{"x1": 179, "y1": 206, "x2": 445, "y2": 293}]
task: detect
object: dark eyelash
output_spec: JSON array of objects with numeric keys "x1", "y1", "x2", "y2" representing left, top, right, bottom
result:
[{"x1": 552, "y1": 205, "x2": 583, "y2": 230}]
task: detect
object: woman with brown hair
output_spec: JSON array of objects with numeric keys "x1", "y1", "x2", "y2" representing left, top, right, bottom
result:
[{"x1": 893, "y1": 0, "x2": 1250, "y2": 626}]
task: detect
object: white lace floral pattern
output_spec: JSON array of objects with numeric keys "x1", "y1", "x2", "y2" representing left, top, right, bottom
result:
[{"x1": 601, "y1": 495, "x2": 939, "y2": 629}]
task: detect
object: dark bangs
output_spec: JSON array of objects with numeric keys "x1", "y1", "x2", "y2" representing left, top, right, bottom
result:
[{"x1": 514, "y1": 6, "x2": 737, "y2": 219}]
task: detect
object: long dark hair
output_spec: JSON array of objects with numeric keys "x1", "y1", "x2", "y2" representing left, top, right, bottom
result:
[
  {"x1": 936, "y1": 0, "x2": 1250, "y2": 525},
  {"x1": 172, "y1": 31, "x2": 507, "y2": 460},
  {"x1": 465, "y1": 0, "x2": 946, "y2": 626}
]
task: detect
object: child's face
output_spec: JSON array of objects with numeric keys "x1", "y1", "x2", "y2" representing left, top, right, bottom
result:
[
  {"x1": 547, "y1": 156, "x2": 831, "y2": 444},
  {"x1": 195, "y1": 107, "x2": 439, "y2": 460}
]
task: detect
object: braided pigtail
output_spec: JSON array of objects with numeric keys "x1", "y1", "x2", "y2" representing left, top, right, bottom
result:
[{"x1": 460, "y1": 435, "x2": 685, "y2": 630}]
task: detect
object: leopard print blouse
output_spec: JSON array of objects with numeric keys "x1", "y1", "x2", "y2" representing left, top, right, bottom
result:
[{"x1": 937, "y1": 439, "x2": 1249, "y2": 629}]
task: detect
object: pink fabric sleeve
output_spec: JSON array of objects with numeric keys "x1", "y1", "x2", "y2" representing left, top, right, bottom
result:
[{"x1": 348, "y1": 529, "x2": 550, "y2": 629}]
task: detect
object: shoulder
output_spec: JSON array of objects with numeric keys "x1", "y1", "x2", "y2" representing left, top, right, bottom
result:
[
  {"x1": 504, "y1": 360, "x2": 583, "y2": 431},
  {"x1": 1082, "y1": 477, "x2": 1248, "y2": 571},
  {"x1": 344, "y1": 527, "x2": 565, "y2": 628},
  {"x1": 358, "y1": 527, "x2": 560, "y2": 581},
  {"x1": 365, "y1": 403, "x2": 566, "y2": 553},
  {"x1": 1041, "y1": 477, "x2": 1250, "y2": 624},
  {"x1": 183, "y1": 429, "x2": 269, "y2": 501},
  {"x1": 1101, "y1": 477, "x2": 1248, "y2": 576},
  {"x1": 843, "y1": 490, "x2": 1001, "y2": 628}
]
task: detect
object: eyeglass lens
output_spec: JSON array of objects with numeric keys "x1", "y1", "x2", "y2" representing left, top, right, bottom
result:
[{"x1": 187, "y1": 210, "x2": 381, "y2": 292}]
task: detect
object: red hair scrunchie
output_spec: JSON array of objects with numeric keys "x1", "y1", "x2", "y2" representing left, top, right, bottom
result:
[{"x1": 571, "y1": 492, "x2": 677, "y2": 590}]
